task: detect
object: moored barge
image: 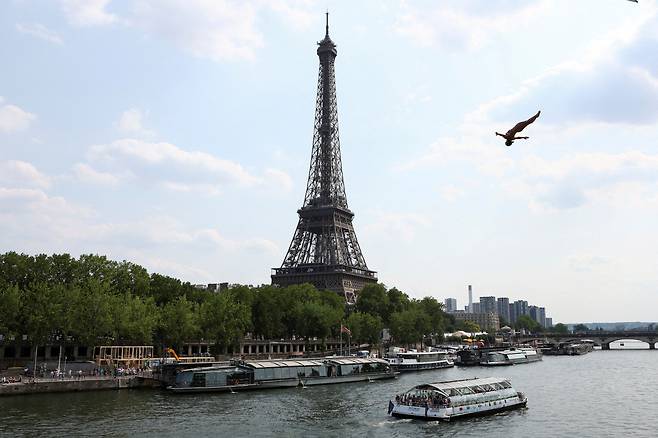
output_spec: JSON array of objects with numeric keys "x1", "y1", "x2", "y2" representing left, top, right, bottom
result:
[
  {"x1": 480, "y1": 347, "x2": 542, "y2": 366},
  {"x1": 168, "y1": 357, "x2": 395, "y2": 393}
]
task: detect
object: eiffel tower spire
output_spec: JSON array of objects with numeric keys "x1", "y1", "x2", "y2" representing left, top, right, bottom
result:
[{"x1": 271, "y1": 15, "x2": 377, "y2": 304}]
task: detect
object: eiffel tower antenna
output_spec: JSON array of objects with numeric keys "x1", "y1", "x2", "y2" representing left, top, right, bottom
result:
[{"x1": 271, "y1": 15, "x2": 377, "y2": 304}]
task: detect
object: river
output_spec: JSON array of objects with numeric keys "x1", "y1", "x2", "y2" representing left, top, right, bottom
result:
[{"x1": 2, "y1": 350, "x2": 657, "y2": 437}]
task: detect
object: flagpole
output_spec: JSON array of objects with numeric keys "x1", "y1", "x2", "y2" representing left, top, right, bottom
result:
[{"x1": 340, "y1": 326, "x2": 343, "y2": 356}]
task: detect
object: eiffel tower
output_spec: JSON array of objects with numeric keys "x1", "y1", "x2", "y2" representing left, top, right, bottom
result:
[{"x1": 271, "y1": 14, "x2": 377, "y2": 304}]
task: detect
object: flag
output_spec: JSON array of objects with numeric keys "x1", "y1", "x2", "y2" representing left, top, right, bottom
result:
[{"x1": 340, "y1": 325, "x2": 351, "y2": 336}]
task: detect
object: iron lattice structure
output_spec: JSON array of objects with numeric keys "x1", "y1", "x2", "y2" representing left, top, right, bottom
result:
[{"x1": 272, "y1": 17, "x2": 377, "y2": 303}]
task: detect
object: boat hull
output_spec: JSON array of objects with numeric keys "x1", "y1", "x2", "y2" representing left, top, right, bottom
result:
[
  {"x1": 168, "y1": 372, "x2": 395, "y2": 393},
  {"x1": 392, "y1": 361, "x2": 454, "y2": 373}
]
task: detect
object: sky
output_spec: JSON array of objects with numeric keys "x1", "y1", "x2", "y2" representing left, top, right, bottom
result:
[{"x1": 2, "y1": 0, "x2": 658, "y2": 323}]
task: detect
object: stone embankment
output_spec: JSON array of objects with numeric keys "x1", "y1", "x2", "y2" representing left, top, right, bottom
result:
[{"x1": 0, "y1": 376, "x2": 161, "y2": 396}]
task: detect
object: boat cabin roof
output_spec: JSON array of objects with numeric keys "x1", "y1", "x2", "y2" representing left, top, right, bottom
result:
[
  {"x1": 415, "y1": 377, "x2": 509, "y2": 392},
  {"x1": 243, "y1": 359, "x2": 325, "y2": 368},
  {"x1": 242, "y1": 357, "x2": 387, "y2": 369}
]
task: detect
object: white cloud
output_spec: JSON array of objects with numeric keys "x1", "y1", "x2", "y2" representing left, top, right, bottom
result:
[
  {"x1": 129, "y1": 0, "x2": 263, "y2": 61},
  {"x1": 364, "y1": 211, "x2": 431, "y2": 243},
  {"x1": 468, "y1": 5, "x2": 658, "y2": 128},
  {"x1": 60, "y1": 0, "x2": 117, "y2": 27},
  {"x1": 16, "y1": 23, "x2": 64, "y2": 45},
  {"x1": 0, "y1": 160, "x2": 51, "y2": 189},
  {"x1": 57, "y1": 0, "x2": 316, "y2": 62},
  {"x1": 394, "y1": 0, "x2": 550, "y2": 51},
  {"x1": 0, "y1": 97, "x2": 36, "y2": 133},
  {"x1": 566, "y1": 254, "x2": 613, "y2": 272},
  {"x1": 0, "y1": 188, "x2": 278, "y2": 281},
  {"x1": 439, "y1": 184, "x2": 464, "y2": 202},
  {"x1": 83, "y1": 138, "x2": 292, "y2": 194},
  {"x1": 264, "y1": 168, "x2": 293, "y2": 192},
  {"x1": 514, "y1": 151, "x2": 658, "y2": 210},
  {"x1": 265, "y1": 0, "x2": 315, "y2": 31},
  {"x1": 116, "y1": 108, "x2": 154, "y2": 137},
  {"x1": 73, "y1": 163, "x2": 124, "y2": 186}
]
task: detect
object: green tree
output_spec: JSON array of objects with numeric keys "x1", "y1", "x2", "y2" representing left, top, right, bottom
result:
[
  {"x1": 159, "y1": 296, "x2": 198, "y2": 348},
  {"x1": 199, "y1": 293, "x2": 251, "y2": 351},
  {"x1": 553, "y1": 323, "x2": 569, "y2": 334},
  {"x1": 356, "y1": 284, "x2": 389, "y2": 322},
  {"x1": 515, "y1": 315, "x2": 541, "y2": 332},
  {"x1": 573, "y1": 323, "x2": 589, "y2": 333},
  {"x1": 346, "y1": 312, "x2": 383, "y2": 345},
  {"x1": 0, "y1": 284, "x2": 21, "y2": 335},
  {"x1": 418, "y1": 297, "x2": 446, "y2": 337},
  {"x1": 390, "y1": 308, "x2": 430, "y2": 345},
  {"x1": 459, "y1": 320, "x2": 481, "y2": 333}
]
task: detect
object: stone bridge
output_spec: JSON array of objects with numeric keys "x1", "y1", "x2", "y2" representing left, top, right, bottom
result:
[{"x1": 515, "y1": 331, "x2": 657, "y2": 350}]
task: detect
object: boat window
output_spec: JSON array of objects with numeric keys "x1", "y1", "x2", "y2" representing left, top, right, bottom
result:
[
  {"x1": 500, "y1": 381, "x2": 512, "y2": 389},
  {"x1": 459, "y1": 387, "x2": 475, "y2": 395},
  {"x1": 481, "y1": 384, "x2": 495, "y2": 392},
  {"x1": 490, "y1": 382, "x2": 504, "y2": 390},
  {"x1": 191, "y1": 373, "x2": 206, "y2": 387}
]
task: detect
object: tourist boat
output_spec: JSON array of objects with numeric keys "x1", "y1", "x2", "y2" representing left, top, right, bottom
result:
[
  {"x1": 385, "y1": 349, "x2": 454, "y2": 372},
  {"x1": 480, "y1": 347, "x2": 542, "y2": 366},
  {"x1": 167, "y1": 357, "x2": 395, "y2": 393},
  {"x1": 388, "y1": 377, "x2": 527, "y2": 420}
]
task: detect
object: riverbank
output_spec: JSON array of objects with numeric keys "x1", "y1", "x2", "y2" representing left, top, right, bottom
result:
[{"x1": 0, "y1": 376, "x2": 160, "y2": 396}]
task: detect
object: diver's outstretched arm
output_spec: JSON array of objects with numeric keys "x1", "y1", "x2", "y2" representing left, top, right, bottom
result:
[
  {"x1": 495, "y1": 132, "x2": 506, "y2": 138},
  {"x1": 514, "y1": 136, "x2": 529, "y2": 140}
]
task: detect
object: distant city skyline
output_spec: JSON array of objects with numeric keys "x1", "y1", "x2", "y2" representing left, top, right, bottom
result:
[
  {"x1": 444, "y1": 285, "x2": 552, "y2": 327},
  {"x1": 2, "y1": 1, "x2": 658, "y2": 321}
]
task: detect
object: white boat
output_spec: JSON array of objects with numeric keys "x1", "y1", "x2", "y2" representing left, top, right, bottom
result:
[
  {"x1": 388, "y1": 377, "x2": 527, "y2": 420},
  {"x1": 385, "y1": 349, "x2": 454, "y2": 372},
  {"x1": 480, "y1": 347, "x2": 542, "y2": 366}
]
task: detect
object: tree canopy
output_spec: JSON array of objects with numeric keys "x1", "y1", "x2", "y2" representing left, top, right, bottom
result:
[{"x1": 0, "y1": 252, "x2": 453, "y2": 352}]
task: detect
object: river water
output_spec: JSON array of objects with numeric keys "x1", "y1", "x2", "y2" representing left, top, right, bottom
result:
[{"x1": 2, "y1": 351, "x2": 657, "y2": 437}]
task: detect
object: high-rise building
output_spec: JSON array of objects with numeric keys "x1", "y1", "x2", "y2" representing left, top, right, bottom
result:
[
  {"x1": 271, "y1": 15, "x2": 376, "y2": 303},
  {"x1": 480, "y1": 296, "x2": 497, "y2": 315},
  {"x1": 468, "y1": 285, "x2": 473, "y2": 313},
  {"x1": 545, "y1": 317, "x2": 553, "y2": 328},
  {"x1": 539, "y1": 307, "x2": 546, "y2": 328},
  {"x1": 444, "y1": 298, "x2": 457, "y2": 313},
  {"x1": 510, "y1": 300, "x2": 528, "y2": 324},
  {"x1": 472, "y1": 302, "x2": 481, "y2": 313},
  {"x1": 529, "y1": 305, "x2": 540, "y2": 325},
  {"x1": 497, "y1": 297, "x2": 510, "y2": 323}
]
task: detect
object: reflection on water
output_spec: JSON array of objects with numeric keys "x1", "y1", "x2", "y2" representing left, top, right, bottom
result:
[{"x1": 2, "y1": 351, "x2": 658, "y2": 437}]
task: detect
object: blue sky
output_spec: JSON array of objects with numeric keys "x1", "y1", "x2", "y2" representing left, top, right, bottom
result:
[{"x1": 2, "y1": 0, "x2": 657, "y2": 322}]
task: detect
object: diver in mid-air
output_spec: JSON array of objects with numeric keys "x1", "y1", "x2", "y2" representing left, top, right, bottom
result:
[{"x1": 496, "y1": 111, "x2": 541, "y2": 146}]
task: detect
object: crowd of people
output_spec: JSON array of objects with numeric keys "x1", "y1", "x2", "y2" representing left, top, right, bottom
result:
[
  {"x1": 1, "y1": 376, "x2": 22, "y2": 384},
  {"x1": 395, "y1": 391, "x2": 450, "y2": 408}
]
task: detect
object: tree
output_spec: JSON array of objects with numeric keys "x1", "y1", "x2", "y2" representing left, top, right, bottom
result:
[
  {"x1": 159, "y1": 296, "x2": 198, "y2": 348},
  {"x1": 346, "y1": 312, "x2": 383, "y2": 345},
  {"x1": 515, "y1": 315, "x2": 541, "y2": 332},
  {"x1": 0, "y1": 284, "x2": 21, "y2": 335},
  {"x1": 199, "y1": 294, "x2": 251, "y2": 351},
  {"x1": 459, "y1": 321, "x2": 481, "y2": 333},
  {"x1": 356, "y1": 284, "x2": 389, "y2": 322},
  {"x1": 390, "y1": 308, "x2": 430, "y2": 345},
  {"x1": 418, "y1": 297, "x2": 446, "y2": 337},
  {"x1": 573, "y1": 323, "x2": 589, "y2": 333},
  {"x1": 553, "y1": 323, "x2": 569, "y2": 334}
]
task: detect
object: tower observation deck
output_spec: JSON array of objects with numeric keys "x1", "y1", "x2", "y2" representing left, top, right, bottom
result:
[{"x1": 271, "y1": 14, "x2": 377, "y2": 304}]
